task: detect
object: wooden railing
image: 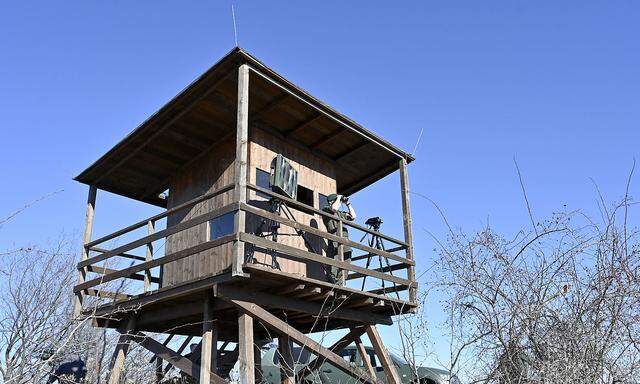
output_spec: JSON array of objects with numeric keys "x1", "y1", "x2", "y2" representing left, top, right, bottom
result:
[
  {"x1": 74, "y1": 184, "x2": 236, "y2": 307},
  {"x1": 243, "y1": 184, "x2": 416, "y2": 299},
  {"x1": 74, "y1": 183, "x2": 417, "y2": 311}
]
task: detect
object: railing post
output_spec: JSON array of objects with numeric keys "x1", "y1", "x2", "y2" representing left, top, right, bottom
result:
[
  {"x1": 144, "y1": 219, "x2": 154, "y2": 292},
  {"x1": 233, "y1": 63, "x2": 250, "y2": 277},
  {"x1": 74, "y1": 185, "x2": 97, "y2": 317},
  {"x1": 399, "y1": 158, "x2": 417, "y2": 305},
  {"x1": 337, "y1": 220, "x2": 345, "y2": 285}
]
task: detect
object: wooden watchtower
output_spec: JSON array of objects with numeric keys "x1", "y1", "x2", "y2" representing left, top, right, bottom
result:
[{"x1": 73, "y1": 47, "x2": 417, "y2": 384}]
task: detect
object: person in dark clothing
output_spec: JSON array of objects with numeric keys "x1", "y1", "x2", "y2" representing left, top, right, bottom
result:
[
  {"x1": 322, "y1": 194, "x2": 356, "y2": 284},
  {"x1": 47, "y1": 358, "x2": 87, "y2": 383}
]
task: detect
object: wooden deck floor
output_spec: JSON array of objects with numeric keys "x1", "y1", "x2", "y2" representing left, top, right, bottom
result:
[{"x1": 87, "y1": 264, "x2": 416, "y2": 341}]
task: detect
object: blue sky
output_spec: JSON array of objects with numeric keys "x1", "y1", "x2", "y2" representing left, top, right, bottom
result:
[{"x1": 1, "y1": 0, "x2": 639, "y2": 371}]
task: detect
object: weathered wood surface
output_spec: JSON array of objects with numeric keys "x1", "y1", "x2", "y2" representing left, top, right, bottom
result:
[
  {"x1": 225, "y1": 297, "x2": 376, "y2": 384},
  {"x1": 233, "y1": 64, "x2": 250, "y2": 277},
  {"x1": 367, "y1": 325, "x2": 402, "y2": 384},
  {"x1": 214, "y1": 285, "x2": 392, "y2": 325},
  {"x1": 238, "y1": 312, "x2": 254, "y2": 384},
  {"x1": 399, "y1": 158, "x2": 417, "y2": 304}
]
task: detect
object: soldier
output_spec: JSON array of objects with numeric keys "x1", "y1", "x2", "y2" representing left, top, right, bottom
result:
[{"x1": 322, "y1": 194, "x2": 356, "y2": 284}]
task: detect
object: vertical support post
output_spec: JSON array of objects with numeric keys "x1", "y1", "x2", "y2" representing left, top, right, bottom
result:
[
  {"x1": 155, "y1": 357, "x2": 163, "y2": 384},
  {"x1": 336, "y1": 220, "x2": 345, "y2": 285},
  {"x1": 107, "y1": 315, "x2": 137, "y2": 384},
  {"x1": 144, "y1": 220, "x2": 154, "y2": 292},
  {"x1": 355, "y1": 337, "x2": 377, "y2": 380},
  {"x1": 200, "y1": 296, "x2": 217, "y2": 384},
  {"x1": 399, "y1": 158, "x2": 416, "y2": 304},
  {"x1": 233, "y1": 64, "x2": 250, "y2": 277},
  {"x1": 74, "y1": 185, "x2": 97, "y2": 317},
  {"x1": 238, "y1": 312, "x2": 255, "y2": 384},
  {"x1": 278, "y1": 335, "x2": 295, "y2": 384},
  {"x1": 366, "y1": 325, "x2": 401, "y2": 384}
]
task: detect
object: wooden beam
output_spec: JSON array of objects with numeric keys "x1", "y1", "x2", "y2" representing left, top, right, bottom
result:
[
  {"x1": 163, "y1": 336, "x2": 194, "y2": 375},
  {"x1": 89, "y1": 247, "x2": 146, "y2": 261},
  {"x1": 244, "y1": 263, "x2": 414, "y2": 313},
  {"x1": 75, "y1": 234, "x2": 235, "y2": 293},
  {"x1": 107, "y1": 315, "x2": 136, "y2": 384},
  {"x1": 215, "y1": 285, "x2": 391, "y2": 325},
  {"x1": 355, "y1": 337, "x2": 377, "y2": 380},
  {"x1": 86, "y1": 265, "x2": 160, "y2": 283},
  {"x1": 144, "y1": 220, "x2": 154, "y2": 292},
  {"x1": 366, "y1": 325, "x2": 402, "y2": 384},
  {"x1": 85, "y1": 288, "x2": 131, "y2": 301},
  {"x1": 238, "y1": 312, "x2": 254, "y2": 384},
  {"x1": 334, "y1": 140, "x2": 370, "y2": 162},
  {"x1": 200, "y1": 296, "x2": 217, "y2": 384},
  {"x1": 150, "y1": 334, "x2": 175, "y2": 364},
  {"x1": 92, "y1": 70, "x2": 235, "y2": 185},
  {"x1": 399, "y1": 158, "x2": 417, "y2": 305},
  {"x1": 244, "y1": 185, "x2": 409, "y2": 248},
  {"x1": 225, "y1": 298, "x2": 375, "y2": 383},
  {"x1": 247, "y1": 65, "x2": 411, "y2": 161},
  {"x1": 233, "y1": 64, "x2": 250, "y2": 277},
  {"x1": 368, "y1": 284, "x2": 409, "y2": 296},
  {"x1": 278, "y1": 335, "x2": 295, "y2": 384},
  {"x1": 239, "y1": 233, "x2": 412, "y2": 286},
  {"x1": 74, "y1": 185, "x2": 96, "y2": 317},
  {"x1": 78, "y1": 203, "x2": 238, "y2": 269},
  {"x1": 138, "y1": 131, "x2": 234, "y2": 200},
  {"x1": 240, "y1": 203, "x2": 413, "y2": 266},
  {"x1": 131, "y1": 332, "x2": 226, "y2": 384},
  {"x1": 299, "y1": 326, "x2": 367, "y2": 379},
  {"x1": 346, "y1": 263, "x2": 407, "y2": 281},
  {"x1": 163, "y1": 129, "x2": 211, "y2": 151},
  {"x1": 284, "y1": 113, "x2": 322, "y2": 137},
  {"x1": 253, "y1": 92, "x2": 289, "y2": 118}
]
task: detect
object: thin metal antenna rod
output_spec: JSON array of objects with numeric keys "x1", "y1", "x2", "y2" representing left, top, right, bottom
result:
[
  {"x1": 231, "y1": 4, "x2": 239, "y2": 46},
  {"x1": 411, "y1": 127, "x2": 424, "y2": 156}
]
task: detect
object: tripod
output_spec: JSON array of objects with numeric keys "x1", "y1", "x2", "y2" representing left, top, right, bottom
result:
[
  {"x1": 359, "y1": 217, "x2": 400, "y2": 299},
  {"x1": 255, "y1": 198, "x2": 332, "y2": 278}
]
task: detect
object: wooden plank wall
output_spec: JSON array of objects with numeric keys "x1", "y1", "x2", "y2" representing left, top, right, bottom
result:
[
  {"x1": 163, "y1": 126, "x2": 338, "y2": 286},
  {"x1": 246, "y1": 127, "x2": 337, "y2": 280},
  {"x1": 163, "y1": 135, "x2": 236, "y2": 287}
]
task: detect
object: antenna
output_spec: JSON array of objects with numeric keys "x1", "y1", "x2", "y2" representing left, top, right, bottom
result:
[
  {"x1": 231, "y1": 4, "x2": 239, "y2": 46},
  {"x1": 411, "y1": 127, "x2": 424, "y2": 156}
]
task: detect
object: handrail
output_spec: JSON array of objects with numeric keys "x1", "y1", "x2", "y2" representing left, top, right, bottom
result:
[
  {"x1": 78, "y1": 203, "x2": 238, "y2": 269},
  {"x1": 74, "y1": 234, "x2": 236, "y2": 293},
  {"x1": 86, "y1": 184, "x2": 234, "y2": 248},
  {"x1": 246, "y1": 184, "x2": 409, "y2": 247},
  {"x1": 240, "y1": 203, "x2": 414, "y2": 266},
  {"x1": 239, "y1": 233, "x2": 411, "y2": 286}
]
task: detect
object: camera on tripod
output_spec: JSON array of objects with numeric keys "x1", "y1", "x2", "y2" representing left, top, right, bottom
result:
[{"x1": 365, "y1": 216, "x2": 383, "y2": 231}]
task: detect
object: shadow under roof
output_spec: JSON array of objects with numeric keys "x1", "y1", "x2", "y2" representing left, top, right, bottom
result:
[{"x1": 75, "y1": 47, "x2": 415, "y2": 207}]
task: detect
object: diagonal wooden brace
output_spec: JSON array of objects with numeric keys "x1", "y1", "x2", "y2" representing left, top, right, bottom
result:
[
  {"x1": 126, "y1": 330, "x2": 227, "y2": 384},
  {"x1": 222, "y1": 297, "x2": 376, "y2": 384}
]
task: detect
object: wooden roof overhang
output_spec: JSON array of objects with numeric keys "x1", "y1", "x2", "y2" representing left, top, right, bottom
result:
[{"x1": 75, "y1": 47, "x2": 415, "y2": 207}]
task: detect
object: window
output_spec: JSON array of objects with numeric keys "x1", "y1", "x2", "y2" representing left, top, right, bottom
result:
[
  {"x1": 296, "y1": 185, "x2": 314, "y2": 208},
  {"x1": 255, "y1": 168, "x2": 271, "y2": 199},
  {"x1": 208, "y1": 212, "x2": 235, "y2": 240}
]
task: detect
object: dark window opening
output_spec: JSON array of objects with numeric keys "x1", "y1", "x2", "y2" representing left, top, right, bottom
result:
[
  {"x1": 209, "y1": 212, "x2": 235, "y2": 240},
  {"x1": 296, "y1": 185, "x2": 314, "y2": 207},
  {"x1": 255, "y1": 168, "x2": 271, "y2": 199}
]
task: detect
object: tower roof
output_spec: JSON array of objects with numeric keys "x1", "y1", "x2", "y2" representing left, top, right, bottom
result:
[{"x1": 75, "y1": 47, "x2": 414, "y2": 207}]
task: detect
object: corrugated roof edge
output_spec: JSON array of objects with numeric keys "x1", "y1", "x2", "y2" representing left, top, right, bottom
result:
[{"x1": 75, "y1": 46, "x2": 415, "y2": 184}]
